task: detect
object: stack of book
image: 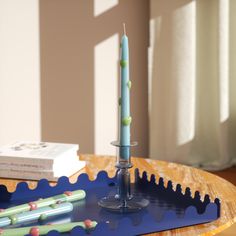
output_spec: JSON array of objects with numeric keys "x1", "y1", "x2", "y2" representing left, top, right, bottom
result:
[{"x1": 0, "y1": 142, "x2": 85, "y2": 181}]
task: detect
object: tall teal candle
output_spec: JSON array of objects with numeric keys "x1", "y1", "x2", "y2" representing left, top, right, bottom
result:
[{"x1": 119, "y1": 24, "x2": 131, "y2": 160}]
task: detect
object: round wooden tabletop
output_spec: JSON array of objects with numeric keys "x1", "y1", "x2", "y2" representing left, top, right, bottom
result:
[{"x1": 1, "y1": 155, "x2": 236, "y2": 235}]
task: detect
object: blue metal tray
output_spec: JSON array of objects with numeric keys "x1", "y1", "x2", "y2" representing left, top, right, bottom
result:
[{"x1": 0, "y1": 169, "x2": 220, "y2": 235}]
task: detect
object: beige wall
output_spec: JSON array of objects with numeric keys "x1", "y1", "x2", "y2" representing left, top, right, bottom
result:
[{"x1": 39, "y1": 0, "x2": 149, "y2": 156}]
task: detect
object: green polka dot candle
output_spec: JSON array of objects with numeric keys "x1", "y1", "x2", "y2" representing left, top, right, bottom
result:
[{"x1": 119, "y1": 24, "x2": 131, "y2": 160}]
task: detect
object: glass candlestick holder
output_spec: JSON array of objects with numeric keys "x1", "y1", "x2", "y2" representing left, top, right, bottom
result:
[{"x1": 98, "y1": 141, "x2": 149, "y2": 212}]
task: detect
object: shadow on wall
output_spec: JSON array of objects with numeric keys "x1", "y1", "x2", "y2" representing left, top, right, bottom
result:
[{"x1": 39, "y1": 0, "x2": 149, "y2": 156}]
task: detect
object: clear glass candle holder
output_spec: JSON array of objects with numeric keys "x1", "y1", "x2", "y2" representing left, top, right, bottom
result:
[{"x1": 98, "y1": 141, "x2": 149, "y2": 212}]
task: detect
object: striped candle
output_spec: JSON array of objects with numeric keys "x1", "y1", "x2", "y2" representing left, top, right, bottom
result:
[
  {"x1": 0, "y1": 220, "x2": 97, "y2": 236},
  {"x1": 0, "y1": 202, "x2": 73, "y2": 227},
  {"x1": 0, "y1": 190, "x2": 85, "y2": 218}
]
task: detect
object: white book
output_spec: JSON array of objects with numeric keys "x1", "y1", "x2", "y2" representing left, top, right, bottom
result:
[
  {"x1": 0, "y1": 142, "x2": 80, "y2": 171},
  {"x1": 0, "y1": 159, "x2": 85, "y2": 181}
]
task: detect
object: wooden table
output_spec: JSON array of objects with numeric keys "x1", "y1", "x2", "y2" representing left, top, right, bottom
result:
[{"x1": 0, "y1": 155, "x2": 236, "y2": 235}]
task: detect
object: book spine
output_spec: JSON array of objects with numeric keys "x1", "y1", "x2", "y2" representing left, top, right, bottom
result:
[
  {"x1": 0, "y1": 162, "x2": 52, "y2": 172},
  {"x1": 0, "y1": 157, "x2": 53, "y2": 169},
  {"x1": 0, "y1": 169, "x2": 58, "y2": 181}
]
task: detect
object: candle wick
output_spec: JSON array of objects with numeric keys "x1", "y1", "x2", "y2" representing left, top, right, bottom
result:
[{"x1": 123, "y1": 23, "x2": 126, "y2": 35}]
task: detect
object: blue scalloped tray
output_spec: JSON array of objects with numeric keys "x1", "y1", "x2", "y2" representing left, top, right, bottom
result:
[{"x1": 0, "y1": 169, "x2": 220, "y2": 236}]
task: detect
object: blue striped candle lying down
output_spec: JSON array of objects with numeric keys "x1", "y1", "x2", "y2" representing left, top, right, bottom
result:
[{"x1": 0, "y1": 202, "x2": 73, "y2": 227}]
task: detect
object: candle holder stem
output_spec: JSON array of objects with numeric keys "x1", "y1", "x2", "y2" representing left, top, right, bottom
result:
[
  {"x1": 98, "y1": 142, "x2": 149, "y2": 212},
  {"x1": 116, "y1": 167, "x2": 131, "y2": 203}
]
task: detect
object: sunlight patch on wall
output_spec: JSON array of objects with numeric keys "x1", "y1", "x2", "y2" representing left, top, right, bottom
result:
[
  {"x1": 219, "y1": 0, "x2": 229, "y2": 123},
  {"x1": 0, "y1": 0, "x2": 41, "y2": 145},
  {"x1": 174, "y1": 0, "x2": 196, "y2": 146},
  {"x1": 94, "y1": 0, "x2": 118, "y2": 17},
  {"x1": 94, "y1": 33, "x2": 119, "y2": 155},
  {"x1": 148, "y1": 17, "x2": 162, "y2": 116}
]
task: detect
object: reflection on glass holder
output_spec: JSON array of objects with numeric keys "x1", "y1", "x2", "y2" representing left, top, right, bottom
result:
[{"x1": 98, "y1": 141, "x2": 149, "y2": 212}]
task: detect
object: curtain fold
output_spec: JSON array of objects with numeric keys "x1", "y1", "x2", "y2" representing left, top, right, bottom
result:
[{"x1": 149, "y1": 0, "x2": 236, "y2": 170}]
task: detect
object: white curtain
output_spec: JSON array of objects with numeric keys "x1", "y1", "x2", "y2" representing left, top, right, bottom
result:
[{"x1": 149, "y1": 0, "x2": 236, "y2": 170}]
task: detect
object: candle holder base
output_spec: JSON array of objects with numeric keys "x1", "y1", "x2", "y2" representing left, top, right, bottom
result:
[
  {"x1": 98, "y1": 140, "x2": 149, "y2": 213},
  {"x1": 98, "y1": 196, "x2": 149, "y2": 213}
]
